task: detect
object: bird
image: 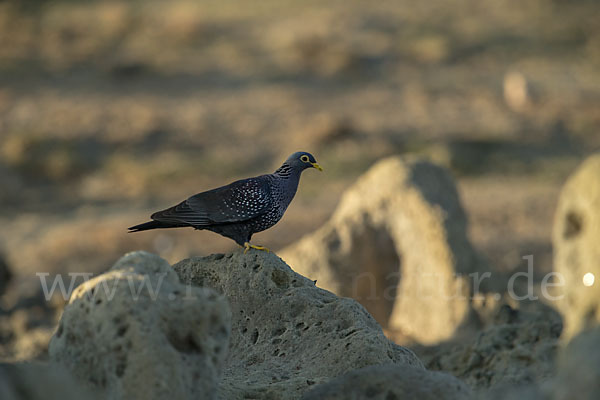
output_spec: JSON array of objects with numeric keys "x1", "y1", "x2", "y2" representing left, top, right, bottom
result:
[{"x1": 128, "y1": 151, "x2": 322, "y2": 253}]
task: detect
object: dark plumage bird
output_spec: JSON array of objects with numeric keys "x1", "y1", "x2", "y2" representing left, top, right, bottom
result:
[{"x1": 128, "y1": 151, "x2": 322, "y2": 253}]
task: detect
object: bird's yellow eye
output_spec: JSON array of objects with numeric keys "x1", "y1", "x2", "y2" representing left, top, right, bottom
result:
[{"x1": 300, "y1": 155, "x2": 309, "y2": 162}]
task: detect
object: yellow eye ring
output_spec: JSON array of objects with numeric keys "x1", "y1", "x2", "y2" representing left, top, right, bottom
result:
[{"x1": 300, "y1": 155, "x2": 309, "y2": 162}]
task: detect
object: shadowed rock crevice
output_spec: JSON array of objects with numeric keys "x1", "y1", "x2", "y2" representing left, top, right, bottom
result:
[{"x1": 334, "y1": 223, "x2": 401, "y2": 328}]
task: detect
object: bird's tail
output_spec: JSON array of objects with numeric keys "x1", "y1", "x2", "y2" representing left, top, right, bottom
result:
[{"x1": 128, "y1": 220, "x2": 170, "y2": 233}]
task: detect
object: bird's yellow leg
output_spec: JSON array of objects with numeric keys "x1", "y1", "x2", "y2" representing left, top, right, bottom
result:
[{"x1": 243, "y1": 242, "x2": 270, "y2": 254}]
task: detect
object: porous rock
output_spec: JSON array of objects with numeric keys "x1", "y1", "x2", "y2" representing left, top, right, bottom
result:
[
  {"x1": 300, "y1": 364, "x2": 473, "y2": 400},
  {"x1": 173, "y1": 251, "x2": 423, "y2": 400},
  {"x1": 0, "y1": 361, "x2": 100, "y2": 400},
  {"x1": 281, "y1": 156, "x2": 485, "y2": 344},
  {"x1": 552, "y1": 325, "x2": 600, "y2": 400},
  {"x1": 49, "y1": 251, "x2": 231, "y2": 400},
  {"x1": 481, "y1": 384, "x2": 547, "y2": 400},
  {"x1": 552, "y1": 154, "x2": 600, "y2": 341},
  {"x1": 418, "y1": 305, "x2": 561, "y2": 391}
]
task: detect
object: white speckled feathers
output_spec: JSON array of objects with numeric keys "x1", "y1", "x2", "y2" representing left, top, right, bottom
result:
[{"x1": 151, "y1": 176, "x2": 276, "y2": 226}]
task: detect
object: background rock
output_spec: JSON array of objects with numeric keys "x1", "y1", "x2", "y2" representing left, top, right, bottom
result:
[
  {"x1": 553, "y1": 154, "x2": 600, "y2": 342},
  {"x1": 49, "y1": 251, "x2": 231, "y2": 400},
  {"x1": 281, "y1": 156, "x2": 487, "y2": 344},
  {"x1": 0, "y1": 361, "x2": 100, "y2": 400},
  {"x1": 416, "y1": 305, "x2": 561, "y2": 392},
  {"x1": 552, "y1": 325, "x2": 600, "y2": 400},
  {"x1": 300, "y1": 364, "x2": 472, "y2": 400},
  {"x1": 173, "y1": 251, "x2": 423, "y2": 400}
]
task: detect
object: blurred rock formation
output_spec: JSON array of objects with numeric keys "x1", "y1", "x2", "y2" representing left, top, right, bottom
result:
[
  {"x1": 281, "y1": 156, "x2": 488, "y2": 344},
  {"x1": 552, "y1": 154, "x2": 600, "y2": 342}
]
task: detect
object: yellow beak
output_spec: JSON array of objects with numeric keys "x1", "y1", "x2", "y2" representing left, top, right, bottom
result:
[{"x1": 311, "y1": 162, "x2": 323, "y2": 171}]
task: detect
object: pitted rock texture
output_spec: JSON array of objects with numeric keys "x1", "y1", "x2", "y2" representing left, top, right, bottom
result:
[
  {"x1": 482, "y1": 385, "x2": 547, "y2": 400},
  {"x1": 552, "y1": 154, "x2": 600, "y2": 342},
  {"x1": 49, "y1": 251, "x2": 231, "y2": 400},
  {"x1": 281, "y1": 156, "x2": 486, "y2": 344},
  {"x1": 553, "y1": 326, "x2": 600, "y2": 400},
  {"x1": 418, "y1": 305, "x2": 561, "y2": 391},
  {"x1": 173, "y1": 251, "x2": 423, "y2": 400},
  {"x1": 0, "y1": 362, "x2": 100, "y2": 400},
  {"x1": 300, "y1": 364, "x2": 473, "y2": 400}
]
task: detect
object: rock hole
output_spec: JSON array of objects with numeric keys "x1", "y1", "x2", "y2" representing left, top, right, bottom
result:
[
  {"x1": 253, "y1": 264, "x2": 260, "y2": 271},
  {"x1": 564, "y1": 211, "x2": 583, "y2": 239},
  {"x1": 116, "y1": 325, "x2": 128, "y2": 337},
  {"x1": 95, "y1": 298, "x2": 102, "y2": 305},
  {"x1": 251, "y1": 328, "x2": 259, "y2": 344},
  {"x1": 168, "y1": 332, "x2": 202, "y2": 354},
  {"x1": 272, "y1": 327, "x2": 286, "y2": 337},
  {"x1": 343, "y1": 329, "x2": 358, "y2": 338},
  {"x1": 272, "y1": 348, "x2": 280, "y2": 356}
]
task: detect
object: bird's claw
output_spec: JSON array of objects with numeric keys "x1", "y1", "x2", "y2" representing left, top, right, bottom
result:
[{"x1": 243, "y1": 242, "x2": 270, "y2": 254}]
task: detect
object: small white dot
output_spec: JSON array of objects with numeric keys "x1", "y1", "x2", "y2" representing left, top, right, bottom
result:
[{"x1": 583, "y1": 273, "x2": 595, "y2": 287}]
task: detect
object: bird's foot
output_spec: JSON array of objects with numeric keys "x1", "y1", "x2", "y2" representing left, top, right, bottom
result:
[{"x1": 243, "y1": 242, "x2": 270, "y2": 254}]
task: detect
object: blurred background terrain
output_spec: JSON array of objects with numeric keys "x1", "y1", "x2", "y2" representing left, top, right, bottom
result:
[{"x1": 0, "y1": 0, "x2": 599, "y2": 360}]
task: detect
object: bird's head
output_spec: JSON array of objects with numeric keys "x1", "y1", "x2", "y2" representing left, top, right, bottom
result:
[{"x1": 284, "y1": 151, "x2": 323, "y2": 172}]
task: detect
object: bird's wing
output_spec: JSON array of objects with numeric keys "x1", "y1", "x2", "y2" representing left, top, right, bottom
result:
[{"x1": 151, "y1": 176, "x2": 273, "y2": 226}]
